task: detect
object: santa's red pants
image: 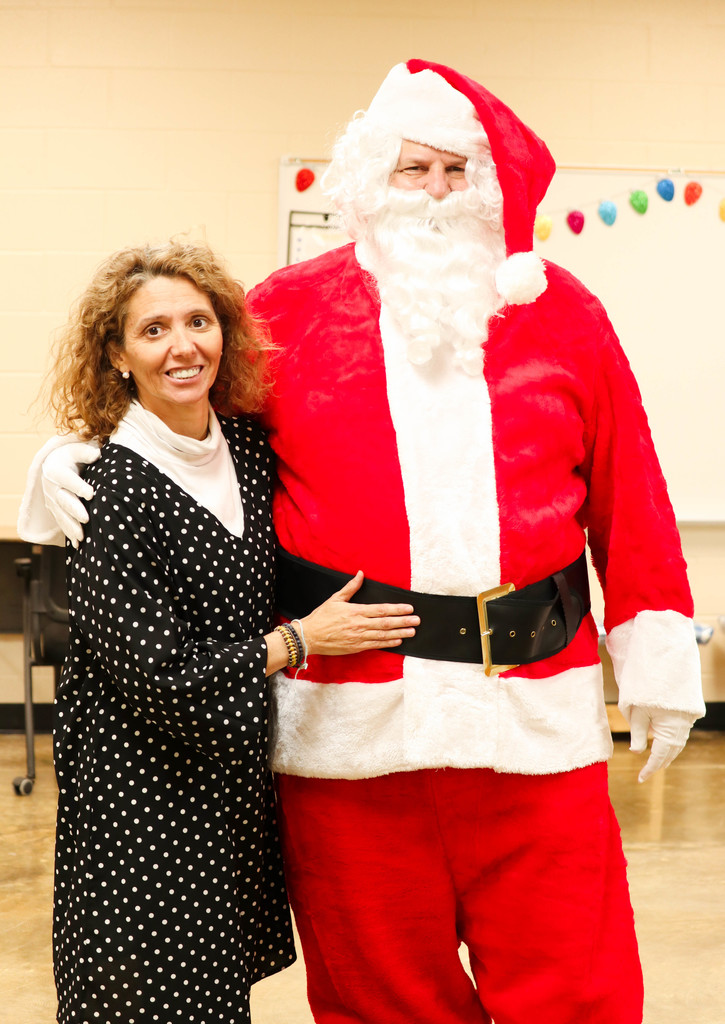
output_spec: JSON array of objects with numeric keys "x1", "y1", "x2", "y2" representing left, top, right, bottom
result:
[{"x1": 276, "y1": 763, "x2": 643, "y2": 1024}]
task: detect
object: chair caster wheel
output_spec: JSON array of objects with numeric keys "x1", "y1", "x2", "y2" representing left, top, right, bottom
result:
[{"x1": 13, "y1": 776, "x2": 34, "y2": 796}]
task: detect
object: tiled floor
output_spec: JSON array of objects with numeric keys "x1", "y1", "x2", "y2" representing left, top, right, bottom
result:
[{"x1": 2, "y1": 730, "x2": 723, "y2": 1023}]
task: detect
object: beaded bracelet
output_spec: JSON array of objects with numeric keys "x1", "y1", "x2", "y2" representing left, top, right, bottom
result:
[
  {"x1": 286, "y1": 622, "x2": 304, "y2": 666},
  {"x1": 291, "y1": 618, "x2": 308, "y2": 666},
  {"x1": 274, "y1": 623, "x2": 298, "y2": 667},
  {"x1": 274, "y1": 623, "x2": 303, "y2": 668},
  {"x1": 290, "y1": 618, "x2": 309, "y2": 678}
]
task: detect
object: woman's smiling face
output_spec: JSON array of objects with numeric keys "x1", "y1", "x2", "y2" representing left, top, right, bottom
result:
[{"x1": 115, "y1": 275, "x2": 224, "y2": 439}]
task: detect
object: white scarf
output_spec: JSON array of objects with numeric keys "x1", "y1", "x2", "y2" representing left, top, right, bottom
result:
[{"x1": 110, "y1": 400, "x2": 244, "y2": 538}]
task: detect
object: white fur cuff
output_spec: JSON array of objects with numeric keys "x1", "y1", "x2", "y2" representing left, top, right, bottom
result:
[{"x1": 606, "y1": 610, "x2": 706, "y2": 719}]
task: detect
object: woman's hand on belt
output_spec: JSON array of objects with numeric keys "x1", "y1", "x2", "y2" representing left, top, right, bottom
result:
[{"x1": 301, "y1": 571, "x2": 419, "y2": 657}]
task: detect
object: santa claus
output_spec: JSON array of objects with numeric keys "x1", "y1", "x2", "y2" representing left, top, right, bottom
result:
[
  {"x1": 249, "y1": 60, "x2": 704, "y2": 1024},
  {"x1": 22, "y1": 60, "x2": 705, "y2": 1024}
]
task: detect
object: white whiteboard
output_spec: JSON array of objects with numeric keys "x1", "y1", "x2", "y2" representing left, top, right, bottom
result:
[
  {"x1": 277, "y1": 157, "x2": 348, "y2": 267},
  {"x1": 534, "y1": 168, "x2": 725, "y2": 522},
  {"x1": 278, "y1": 160, "x2": 725, "y2": 521}
]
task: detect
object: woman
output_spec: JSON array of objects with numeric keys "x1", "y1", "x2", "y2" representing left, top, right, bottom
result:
[{"x1": 45, "y1": 242, "x2": 419, "y2": 1024}]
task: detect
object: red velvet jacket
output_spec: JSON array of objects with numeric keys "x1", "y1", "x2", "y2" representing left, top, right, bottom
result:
[{"x1": 249, "y1": 244, "x2": 704, "y2": 779}]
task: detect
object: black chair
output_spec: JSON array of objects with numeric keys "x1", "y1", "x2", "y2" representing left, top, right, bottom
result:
[{"x1": 13, "y1": 546, "x2": 69, "y2": 795}]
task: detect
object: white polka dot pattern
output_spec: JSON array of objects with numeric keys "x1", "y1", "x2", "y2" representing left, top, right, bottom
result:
[{"x1": 53, "y1": 416, "x2": 295, "y2": 1023}]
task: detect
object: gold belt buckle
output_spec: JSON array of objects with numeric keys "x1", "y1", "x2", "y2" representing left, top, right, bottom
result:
[{"x1": 477, "y1": 583, "x2": 519, "y2": 677}]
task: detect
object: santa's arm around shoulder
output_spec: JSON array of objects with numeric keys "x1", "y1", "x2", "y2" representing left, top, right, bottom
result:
[{"x1": 17, "y1": 434, "x2": 100, "y2": 547}]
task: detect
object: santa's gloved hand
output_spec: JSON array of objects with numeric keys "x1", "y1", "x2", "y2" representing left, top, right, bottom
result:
[
  {"x1": 42, "y1": 441, "x2": 100, "y2": 548},
  {"x1": 628, "y1": 706, "x2": 697, "y2": 784}
]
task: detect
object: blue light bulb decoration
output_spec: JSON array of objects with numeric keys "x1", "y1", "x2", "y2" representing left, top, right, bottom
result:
[
  {"x1": 656, "y1": 178, "x2": 675, "y2": 201},
  {"x1": 598, "y1": 200, "x2": 617, "y2": 226}
]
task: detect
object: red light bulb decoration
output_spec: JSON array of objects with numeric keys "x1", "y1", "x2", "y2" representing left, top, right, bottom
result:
[
  {"x1": 295, "y1": 168, "x2": 315, "y2": 192},
  {"x1": 684, "y1": 182, "x2": 703, "y2": 206}
]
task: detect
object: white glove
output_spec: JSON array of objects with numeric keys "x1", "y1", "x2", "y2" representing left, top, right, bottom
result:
[
  {"x1": 628, "y1": 706, "x2": 697, "y2": 783},
  {"x1": 42, "y1": 441, "x2": 100, "y2": 548}
]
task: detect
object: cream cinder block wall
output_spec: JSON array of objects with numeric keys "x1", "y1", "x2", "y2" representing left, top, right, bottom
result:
[{"x1": 1, "y1": 0, "x2": 724, "y2": 701}]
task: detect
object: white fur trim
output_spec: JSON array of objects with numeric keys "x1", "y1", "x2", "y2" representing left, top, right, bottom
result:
[
  {"x1": 606, "y1": 610, "x2": 706, "y2": 719},
  {"x1": 365, "y1": 63, "x2": 487, "y2": 158},
  {"x1": 16, "y1": 434, "x2": 76, "y2": 545},
  {"x1": 378, "y1": 304, "x2": 501, "y2": 594},
  {"x1": 271, "y1": 674, "x2": 407, "y2": 780},
  {"x1": 495, "y1": 251, "x2": 548, "y2": 305},
  {"x1": 270, "y1": 662, "x2": 613, "y2": 779}
]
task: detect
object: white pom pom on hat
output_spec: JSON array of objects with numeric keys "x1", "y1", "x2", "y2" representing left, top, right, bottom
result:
[{"x1": 495, "y1": 252, "x2": 548, "y2": 305}]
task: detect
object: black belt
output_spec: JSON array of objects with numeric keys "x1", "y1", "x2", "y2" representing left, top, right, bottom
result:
[{"x1": 275, "y1": 548, "x2": 590, "y2": 676}]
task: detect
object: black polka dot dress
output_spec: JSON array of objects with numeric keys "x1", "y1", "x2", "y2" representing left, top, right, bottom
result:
[{"x1": 53, "y1": 416, "x2": 295, "y2": 1024}]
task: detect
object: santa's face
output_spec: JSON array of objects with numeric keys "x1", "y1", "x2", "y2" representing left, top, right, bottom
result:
[
  {"x1": 355, "y1": 140, "x2": 506, "y2": 376},
  {"x1": 390, "y1": 141, "x2": 469, "y2": 198}
]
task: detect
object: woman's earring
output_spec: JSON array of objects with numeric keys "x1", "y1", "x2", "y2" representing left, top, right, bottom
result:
[{"x1": 121, "y1": 370, "x2": 130, "y2": 379}]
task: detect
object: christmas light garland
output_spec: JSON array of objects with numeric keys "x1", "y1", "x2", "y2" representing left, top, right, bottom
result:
[{"x1": 534, "y1": 170, "x2": 725, "y2": 241}]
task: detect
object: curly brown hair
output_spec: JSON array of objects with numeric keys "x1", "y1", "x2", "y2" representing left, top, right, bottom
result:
[{"x1": 48, "y1": 242, "x2": 271, "y2": 443}]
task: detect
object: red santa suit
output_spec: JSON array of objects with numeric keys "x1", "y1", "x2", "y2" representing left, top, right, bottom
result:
[{"x1": 247, "y1": 61, "x2": 704, "y2": 1024}]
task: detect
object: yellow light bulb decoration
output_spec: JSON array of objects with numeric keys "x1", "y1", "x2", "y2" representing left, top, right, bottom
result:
[{"x1": 534, "y1": 214, "x2": 553, "y2": 241}]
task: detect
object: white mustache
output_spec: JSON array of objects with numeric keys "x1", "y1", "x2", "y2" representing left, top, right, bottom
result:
[{"x1": 381, "y1": 186, "x2": 490, "y2": 222}]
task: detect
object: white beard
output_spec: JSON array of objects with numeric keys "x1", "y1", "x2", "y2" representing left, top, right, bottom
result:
[{"x1": 356, "y1": 187, "x2": 506, "y2": 376}]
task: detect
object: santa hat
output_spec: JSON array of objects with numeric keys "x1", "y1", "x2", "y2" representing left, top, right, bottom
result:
[
  {"x1": 365, "y1": 62, "x2": 487, "y2": 160},
  {"x1": 363, "y1": 60, "x2": 555, "y2": 305}
]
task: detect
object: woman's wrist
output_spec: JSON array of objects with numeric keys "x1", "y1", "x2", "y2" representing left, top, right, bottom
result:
[
  {"x1": 266, "y1": 620, "x2": 309, "y2": 676},
  {"x1": 274, "y1": 622, "x2": 304, "y2": 668},
  {"x1": 297, "y1": 615, "x2": 317, "y2": 656},
  {"x1": 291, "y1": 618, "x2": 309, "y2": 665},
  {"x1": 264, "y1": 629, "x2": 292, "y2": 676}
]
